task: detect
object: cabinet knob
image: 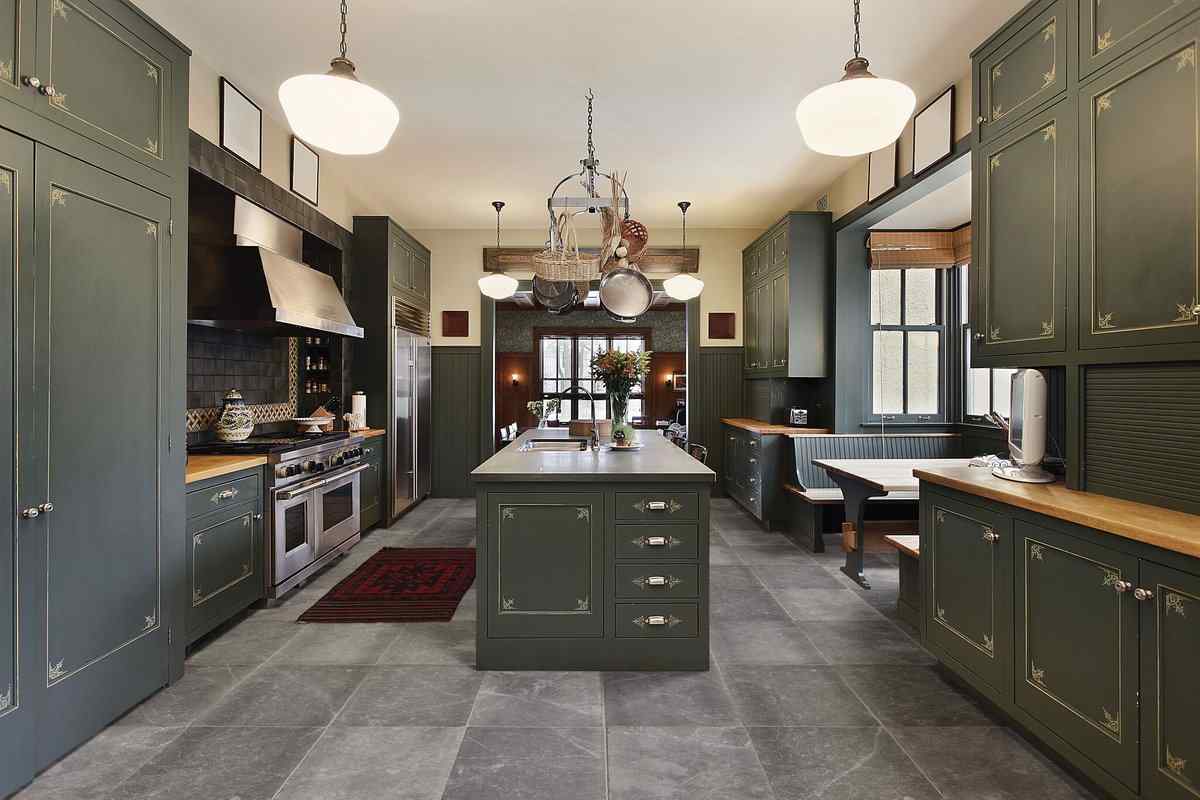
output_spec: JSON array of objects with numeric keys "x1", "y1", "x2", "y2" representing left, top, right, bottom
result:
[
  {"x1": 981, "y1": 529, "x2": 999, "y2": 543},
  {"x1": 1133, "y1": 587, "x2": 1154, "y2": 602},
  {"x1": 20, "y1": 507, "x2": 39, "y2": 519},
  {"x1": 1112, "y1": 580, "x2": 1134, "y2": 594},
  {"x1": 977, "y1": 115, "x2": 987, "y2": 124},
  {"x1": 1192, "y1": 304, "x2": 1200, "y2": 318},
  {"x1": 973, "y1": 332, "x2": 985, "y2": 342},
  {"x1": 22, "y1": 75, "x2": 41, "y2": 90},
  {"x1": 39, "y1": 84, "x2": 59, "y2": 98},
  {"x1": 38, "y1": 502, "x2": 54, "y2": 514},
  {"x1": 253, "y1": 513, "x2": 263, "y2": 521}
]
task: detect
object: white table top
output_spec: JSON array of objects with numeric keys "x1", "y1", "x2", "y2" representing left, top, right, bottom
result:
[{"x1": 813, "y1": 458, "x2": 977, "y2": 494}]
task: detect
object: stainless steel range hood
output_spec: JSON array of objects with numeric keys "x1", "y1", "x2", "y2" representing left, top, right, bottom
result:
[{"x1": 188, "y1": 198, "x2": 363, "y2": 338}]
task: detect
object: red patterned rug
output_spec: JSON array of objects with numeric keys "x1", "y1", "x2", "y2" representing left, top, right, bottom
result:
[{"x1": 298, "y1": 547, "x2": 476, "y2": 623}]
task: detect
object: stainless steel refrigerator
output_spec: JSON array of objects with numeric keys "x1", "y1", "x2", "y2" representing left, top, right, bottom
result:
[{"x1": 392, "y1": 326, "x2": 431, "y2": 517}]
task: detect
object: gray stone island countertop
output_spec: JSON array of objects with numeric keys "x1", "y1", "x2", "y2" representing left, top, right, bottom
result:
[{"x1": 471, "y1": 428, "x2": 716, "y2": 484}]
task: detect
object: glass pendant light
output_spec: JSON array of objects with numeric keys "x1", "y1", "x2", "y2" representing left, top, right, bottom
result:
[
  {"x1": 278, "y1": 0, "x2": 400, "y2": 156},
  {"x1": 795, "y1": 0, "x2": 915, "y2": 157},
  {"x1": 479, "y1": 201, "x2": 518, "y2": 300},
  {"x1": 664, "y1": 201, "x2": 704, "y2": 301}
]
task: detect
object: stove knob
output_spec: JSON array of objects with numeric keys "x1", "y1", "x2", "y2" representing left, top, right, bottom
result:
[
  {"x1": 276, "y1": 466, "x2": 289, "y2": 478},
  {"x1": 303, "y1": 461, "x2": 317, "y2": 473},
  {"x1": 334, "y1": 456, "x2": 344, "y2": 466},
  {"x1": 288, "y1": 464, "x2": 301, "y2": 476}
]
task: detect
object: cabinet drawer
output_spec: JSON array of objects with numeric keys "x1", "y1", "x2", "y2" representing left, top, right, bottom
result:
[
  {"x1": 614, "y1": 603, "x2": 701, "y2": 638},
  {"x1": 187, "y1": 472, "x2": 261, "y2": 519},
  {"x1": 615, "y1": 524, "x2": 700, "y2": 561},
  {"x1": 615, "y1": 564, "x2": 701, "y2": 600},
  {"x1": 616, "y1": 491, "x2": 699, "y2": 522},
  {"x1": 977, "y1": 0, "x2": 1067, "y2": 141}
]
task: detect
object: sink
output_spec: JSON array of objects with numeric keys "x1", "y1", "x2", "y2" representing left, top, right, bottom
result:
[{"x1": 520, "y1": 438, "x2": 590, "y2": 452}]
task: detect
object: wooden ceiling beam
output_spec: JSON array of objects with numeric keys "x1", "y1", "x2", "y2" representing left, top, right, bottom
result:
[{"x1": 483, "y1": 246, "x2": 700, "y2": 273}]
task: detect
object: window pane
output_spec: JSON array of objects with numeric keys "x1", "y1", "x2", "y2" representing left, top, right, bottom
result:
[
  {"x1": 967, "y1": 369, "x2": 991, "y2": 417},
  {"x1": 628, "y1": 399, "x2": 644, "y2": 421},
  {"x1": 906, "y1": 331, "x2": 940, "y2": 414},
  {"x1": 959, "y1": 264, "x2": 969, "y2": 326},
  {"x1": 870, "y1": 270, "x2": 901, "y2": 325},
  {"x1": 872, "y1": 330, "x2": 904, "y2": 413},
  {"x1": 904, "y1": 269, "x2": 937, "y2": 325},
  {"x1": 992, "y1": 369, "x2": 1017, "y2": 418}
]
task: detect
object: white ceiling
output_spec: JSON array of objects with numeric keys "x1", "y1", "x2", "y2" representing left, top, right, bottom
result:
[
  {"x1": 871, "y1": 170, "x2": 972, "y2": 230},
  {"x1": 133, "y1": 0, "x2": 1023, "y2": 229}
]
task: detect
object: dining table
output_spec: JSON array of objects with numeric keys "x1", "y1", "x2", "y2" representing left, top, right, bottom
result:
[{"x1": 812, "y1": 458, "x2": 977, "y2": 589}]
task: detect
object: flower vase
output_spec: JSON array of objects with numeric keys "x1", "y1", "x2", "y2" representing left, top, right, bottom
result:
[{"x1": 609, "y1": 392, "x2": 636, "y2": 445}]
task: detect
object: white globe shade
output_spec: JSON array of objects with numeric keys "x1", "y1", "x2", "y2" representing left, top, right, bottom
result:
[
  {"x1": 478, "y1": 273, "x2": 519, "y2": 300},
  {"x1": 796, "y1": 64, "x2": 916, "y2": 158},
  {"x1": 279, "y1": 63, "x2": 399, "y2": 156},
  {"x1": 663, "y1": 273, "x2": 705, "y2": 301}
]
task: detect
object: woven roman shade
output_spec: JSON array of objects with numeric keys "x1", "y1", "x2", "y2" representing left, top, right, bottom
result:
[{"x1": 867, "y1": 225, "x2": 971, "y2": 269}]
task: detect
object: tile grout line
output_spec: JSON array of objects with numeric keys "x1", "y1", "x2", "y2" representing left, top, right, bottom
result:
[
  {"x1": 707, "y1": 645, "x2": 780, "y2": 800},
  {"x1": 599, "y1": 672, "x2": 610, "y2": 800}
]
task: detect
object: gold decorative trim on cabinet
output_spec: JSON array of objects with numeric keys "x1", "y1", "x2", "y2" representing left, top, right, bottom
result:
[
  {"x1": 0, "y1": 685, "x2": 10, "y2": 712},
  {"x1": 1030, "y1": 661, "x2": 1046, "y2": 686},
  {"x1": 1101, "y1": 707, "x2": 1121, "y2": 736},
  {"x1": 1097, "y1": 92, "x2": 1114, "y2": 115},
  {"x1": 50, "y1": 187, "x2": 67, "y2": 206},
  {"x1": 1042, "y1": 64, "x2": 1057, "y2": 90},
  {"x1": 1042, "y1": 20, "x2": 1055, "y2": 41},
  {"x1": 51, "y1": 0, "x2": 67, "y2": 19},
  {"x1": 1166, "y1": 592, "x2": 1188, "y2": 616},
  {"x1": 1097, "y1": 30, "x2": 1113, "y2": 52},
  {"x1": 1166, "y1": 745, "x2": 1188, "y2": 778},
  {"x1": 1098, "y1": 312, "x2": 1116, "y2": 329},
  {"x1": 47, "y1": 659, "x2": 66, "y2": 683},
  {"x1": 1177, "y1": 47, "x2": 1196, "y2": 71},
  {"x1": 0, "y1": 61, "x2": 11, "y2": 84},
  {"x1": 0, "y1": 171, "x2": 10, "y2": 194},
  {"x1": 1029, "y1": 542, "x2": 1045, "y2": 561},
  {"x1": 1040, "y1": 321, "x2": 1055, "y2": 337},
  {"x1": 1042, "y1": 123, "x2": 1056, "y2": 142}
]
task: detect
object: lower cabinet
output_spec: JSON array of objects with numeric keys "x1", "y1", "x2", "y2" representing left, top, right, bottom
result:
[
  {"x1": 360, "y1": 436, "x2": 385, "y2": 531},
  {"x1": 186, "y1": 469, "x2": 265, "y2": 645},
  {"x1": 722, "y1": 425, "x2": 790, "y2": 526}
]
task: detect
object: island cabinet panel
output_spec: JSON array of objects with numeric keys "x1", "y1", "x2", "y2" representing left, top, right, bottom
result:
[
  {"x1": 925, "y1": 493, "x2": 1013, "y2": 695},
  {"x1": 1015, "y1": 521, "x2": 1140, "y2": 792},
  {"x1": 1080, "y1": 24, "x2": 1200, "y2": 350},
  {"x1": 1139, "y1": 562, "x2": 1200, "y2": 800},
  {"x1": 974, "y1": 99, "x2": 1072, "y2": 362},
  {"x1": 486, "y1": 493, "x2": 605, "y2": 638},
  {"x1": 1081, "y1": 0, "x2": 1200, "y2": 79},
  {"x1": 977, "y1": 0, "x2": 1066, "y2": 142}
]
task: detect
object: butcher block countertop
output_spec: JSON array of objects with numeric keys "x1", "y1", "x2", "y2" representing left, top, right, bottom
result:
[
  {"x1": 721, "y1": 418, "x2": 831, "y2": 436},
  {"x1": 185, "y1": 455, "x2": 268, "y2": 485},
  {"x1": 916, "y1": 465, "x2": 1200, "y2": 560},
  {"x1": 358, "y1": 428, "x2": 386, "y2": 439}
]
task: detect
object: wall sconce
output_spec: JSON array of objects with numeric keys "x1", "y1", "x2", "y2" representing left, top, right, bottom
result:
[
  {"x1": 512, "y1": 373, "x2": 520, "y2": 387},
  {"x1": 666, "y1": 373, "x2": 675, "y2": 388}
]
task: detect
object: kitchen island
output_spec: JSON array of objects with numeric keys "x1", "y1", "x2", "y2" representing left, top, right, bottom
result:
[{"x1": 470, "y1": 428, "x2": 715, "y2": 670}]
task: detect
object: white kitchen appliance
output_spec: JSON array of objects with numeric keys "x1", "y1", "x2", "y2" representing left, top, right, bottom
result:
[{"x1": 992, "y1": 369, "x2": 1055, "y2": 484}]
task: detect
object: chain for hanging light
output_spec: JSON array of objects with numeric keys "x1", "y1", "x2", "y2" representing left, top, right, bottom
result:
[
  {"x1": 852, "y1": 0, "x2": 861, "y2": 60},
  {"x1": 338, "y1": 0, "x2": 349, "y2": 59}
]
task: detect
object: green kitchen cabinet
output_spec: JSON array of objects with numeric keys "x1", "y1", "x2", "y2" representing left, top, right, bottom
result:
[
  {"x1": 485, "y1": 493, "x2": 605, "y2": 638},
  {"x1": 1079, "y1": 22, "x2": 1200, "y2": 351},
  {"x1": 0, "y1": 1, "x2": 35, "y2": 111},
  {"x1": 359, "y1": 436, "x2": 385, "y2": 531},
  {"x1": 770, "y1": 270, "x2": 789, "y2": 370},
  {"x1": 1080, "y1": 0, "x2": 1200, "y2": 79},
  {"x1": 973, "y1": 99, "x2": 1072, "y2": 363},
  {"x1": 1014, "y1": 520, "x2": 1140, "y2": 791},
  {"x1": 1139, "y1": 561, "x2": 1200, "y2": 800},
  {"x1": 386, "y1": 229, "x2": 431, "y2": 306},
  {"x1": 976, "y1": 0, "x2": 1066, "y2": 143}
]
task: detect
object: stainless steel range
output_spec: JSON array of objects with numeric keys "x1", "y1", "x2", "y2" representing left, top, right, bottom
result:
[{"x1": 189, "y1": 432, "x2": 367, "y2": 598}]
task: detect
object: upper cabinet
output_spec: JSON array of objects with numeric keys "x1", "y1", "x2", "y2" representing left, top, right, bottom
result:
[
  {"x1": 0, "y1": 1, "x2": 36, "y2": 108},
  {"x1": 1081, "y1": 0, "x2": 1200, "y2": 78},
  {"x1": 977, "y1": 0, "x2": 1067, "y2": 143}
]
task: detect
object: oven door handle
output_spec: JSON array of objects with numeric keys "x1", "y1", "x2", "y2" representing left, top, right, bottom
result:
[{"x1": 276, "y1": 463, "x2": 370, "y2": 500}]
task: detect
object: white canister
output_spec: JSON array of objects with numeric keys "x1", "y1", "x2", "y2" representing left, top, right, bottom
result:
[{"x1": 351, "y1": 391, "x2": 368, "y2": 430}]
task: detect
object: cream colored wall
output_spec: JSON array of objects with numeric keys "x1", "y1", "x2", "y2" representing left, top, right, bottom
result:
[
  {"x1": 812, "y1": 73, "x2": 974, "y2": 220},
  {"x1": 412, "y1": 226, "x2": 764, "y2": 347}
]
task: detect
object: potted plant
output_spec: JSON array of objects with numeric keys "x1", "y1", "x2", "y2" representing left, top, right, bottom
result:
[
  {"x1": 590, "y1": 349, "x2": 652, "y2": 444},
  {"x1": 526, "y1": 398, "x2": 561, "y2": 429}
]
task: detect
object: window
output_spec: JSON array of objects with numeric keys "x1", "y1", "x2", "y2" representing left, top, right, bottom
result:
[
  {"x1": 869, "y1": 268, "x2": 945, "y2": 421},
  {"x1": 538, "y1": 331, "x2": 648, "y2": 423},
  {"x1": 958, "y1": 264, "x2": 1016, "y2": 421}
]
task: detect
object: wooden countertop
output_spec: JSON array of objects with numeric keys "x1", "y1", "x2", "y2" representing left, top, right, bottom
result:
[
  {"x1": 916, "y1": 465, "x2": 1200, "y2": 560},
  {"x1": 186, "y1": 455, "x2": 268, "y2": 485},
  {"x1": 357, "y1": 428, "x2": 386, "y2": 439},
  {"x1": 721, "y1": 418, "x2": 831, "y2": 436}
]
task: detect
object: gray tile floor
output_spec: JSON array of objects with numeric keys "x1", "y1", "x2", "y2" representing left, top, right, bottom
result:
[{"x1": 14, "y1": 498, "x2": 1103, "y2": 800}]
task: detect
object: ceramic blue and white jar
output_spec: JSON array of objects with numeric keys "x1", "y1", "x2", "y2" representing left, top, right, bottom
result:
[{"x1": 215, "y1": 389, "x2": 254, "y2": 442}]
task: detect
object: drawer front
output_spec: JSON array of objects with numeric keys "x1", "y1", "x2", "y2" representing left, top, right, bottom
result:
[
  {"x1": 978, "y1": 0, "x2": 1066, "y2": 141},
  {"x1": 187, "y1": 472, "x2": 261, "y2": 519},
  {"x1": 615, "y1": 603, "x2": 701, "y2": 638},
  {"x1": 615, "y1": 524, "x2": 701, "y2": 561},
  {"x1": 615, "y1": 564, "x2": 701, "y2": 600},
  {"x1": 616, "y1": 490, "x2": 699, "y2": 522}
]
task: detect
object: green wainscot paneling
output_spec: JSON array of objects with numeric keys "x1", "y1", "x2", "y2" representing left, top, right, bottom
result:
[
  {"x1": 1081, "y1": 0, "x2": 1200, "y2": 79},
  {"x1": 977, "y1": 0, "x2": 1066, "y2": 142}
]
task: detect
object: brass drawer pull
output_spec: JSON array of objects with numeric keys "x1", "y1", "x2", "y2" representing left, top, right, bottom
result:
[
  {"x1": 632, "y1": 614, "x2": 682, "y2": 629},
  {"x1": 212, "y1": 488, "x2": 239, "y2": 502},
  {"x1": 632, "y1": 574, "x2": 683, "y2": 590},
  {"x1": 1134, "y1": 587, "x2": 1154, "y2": 602},
  {"x1": 646, "y1": 501, "x2": 668, "y2": 512},
  {"x1": 644, "y1": 536, "x2": 668, "y2": 547},
  {"x1": 646, "y1": 576, "x2": 668, "y2": 586}
]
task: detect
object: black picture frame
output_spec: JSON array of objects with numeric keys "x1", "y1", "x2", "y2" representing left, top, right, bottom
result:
[
  {"x1": 912, "y1": 85, "x2": 956, "y2": 177},
  {"x1": 867, "y1": 140, "x2": 899, "y2": 203},
  {"x1": 290, "y1": 136, "x2": 320, "y2": 205},
  {"x1": 219, "y1": 77, "x2": 262, "y2": 171}
]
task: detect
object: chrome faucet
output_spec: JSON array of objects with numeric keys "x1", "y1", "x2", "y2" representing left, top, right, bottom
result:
[{"x1": 562, "y1": 385, "x2": 601, "y2": 452}]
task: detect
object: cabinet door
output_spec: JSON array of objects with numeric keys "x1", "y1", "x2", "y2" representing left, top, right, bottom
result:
[
  {"x1": 1081, "y1": 0, "x2": 1200, "y2": 79},
  {"x1": 190, "y1": 507, "x2": 257, "y2": 611},
  {"x1": 413, "y1": 250, "x2": 429, "y2": 300},
  {"x1": 359, "y1": 440, "x2": 383, "y2": 529},
  {"x1": 975, "y1": 100, "x2": 1071, "y2": 359},
  {"x1": 33, "y1": 145, "x2": 171, "y2": 765},
  {"x1": 1080, "y1": 24, "x2": 1200, "y2": 350},
  {"x1": 771, "y1": 271, "x2": 788, "y2": 369},
  {"x1": 1139, "y1": 561, "x2": 1200, "y2": 800},
  {"x1": 1014, "y1": 522, "x2": 1139, "y2": 791},
  {"x1": 486, "y1": 493, "x2": 604, "y2": 638},
  {"x1": 744, "y1": 287, "x2": 758, "y2": 369},
  {"x1": 389, "y1": 235, "x2": 411, "y2": 292},
  {"x1": 0, "y1": 126, "x2": 37, "y2": 800},
  {"x1": 924, "y1": 496, "x2": 1013, "y2": 694},
  {"x1": 0, "y1": 0, "x2": 37, "y2": 113},
  {"x1": 977, "y1": 0, "x2": 1066, "y2": 141},
  {"x1": 770, "y1": 225, "x2": 789, "y2": 271},
  {"x1": 756, "y1": 285, "x2": 772, "y2": 371},
  {"x1": 34, "y1": 0, "x2": 174, "y2": 174}
]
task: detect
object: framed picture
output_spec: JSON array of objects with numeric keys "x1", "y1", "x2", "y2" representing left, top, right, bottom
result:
[
  {"x1": 867, "y1": 140, "x2": 898, "y2": 202},
  {"x1": 220, "y1": 78, "x2": 262, "y2": 171},
  {"x1": 672, "y1": 373, "x2": 687, "y2": 391},
  {"x1": 291, "y1": 137, "x2": 320, "y2": 205},
  {"x1": 913, "y1": 86, "x2": 955, "y2": 176}
]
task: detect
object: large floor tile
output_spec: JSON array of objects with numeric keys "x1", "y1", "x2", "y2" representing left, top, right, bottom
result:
[
  {"x1": 721, "y1": 665, "x2": 875, "y2": 726},
  {"x1": 750, "y1": 562, "x2": 845, "y2": 590},
  {"x1": 442, "y1": 727, "x2": 605, "y2": 800},
  {"x1": 710, "y1": 585, "x2": 792, "y2": 622},
  {"x1": 837, "y1": 665, "x2": 1001, "y2": 727},
  {"x1": 198, "y1": 665, "x2": 367, "y2": 727},
  {"x1": 116, "y1": 665, "x2": 252, "y2": 727},
  {"x1": 377, "y1": 621, "x2": 476, "y2": 665},
  {"x1": 274, "y1": 726, "x2": 464, "y2": 800},
  {"x1": 710, "y1": 620, "x2": 827, "y2": 665},
  {"x1": 12, "y1": 725, "x2": 184, "y2": 800},
  {"x1": 267, "y1": 623, "x2": 402, "y2": 665},
  {"x1": 468, "y1": 671, "x2": 602, "y2": 727},
  {"x1": 607, "y1": 726, "x2": 773, "y2": 800},
  {"x1": 769, "y1": 587, "x2": 887, "y2": 622},
  {"x1": 336, "y1": 666, "x2": 483, "y2": 726},
  {"x1": 452, "y1": 586, "x2": 477, "y2": 622},
  {"x1": 603, "y1": 671, "x2": 738, "y2": 727},
  {"x1": 185, "y1": 619, "x2": 301, "y2": 665},
  {"x1": 110, "y1": 726, "x2": 322, "y2": 800},
  {"x1": 891, "y1": 726, "x2": 1101, "y2": 799},
  {"x1": 798, "y1": 620, "x2": 936, "y2": 665},
  {"x1": 708, "y1": 541, "x2": 743, "y2": 566},
  {"x1": 749, "y1": 726, "x2": 941, "y2": 800},
  {"x1": 732, "y1": 543, "x2": 813, "y2": 565}
]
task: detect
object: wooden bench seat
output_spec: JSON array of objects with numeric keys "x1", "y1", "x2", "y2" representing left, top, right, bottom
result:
[{"x1": 884, "y1": 534, "x2": 921, "y2": 628}]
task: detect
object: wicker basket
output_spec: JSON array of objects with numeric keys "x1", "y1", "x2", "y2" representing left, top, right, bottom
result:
[{"x1": 532, "y1": 211, "x2": 601, "y2": 282}]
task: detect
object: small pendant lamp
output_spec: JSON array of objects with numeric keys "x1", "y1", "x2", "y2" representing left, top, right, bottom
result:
[
  {"x1": 479, "y1": 201, "x2": 519, "y2": 300},
  {"x1": 663, "y1": 202, "x2": 704, "y2": 301}
]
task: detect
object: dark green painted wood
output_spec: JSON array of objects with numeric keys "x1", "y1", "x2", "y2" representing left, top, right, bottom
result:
[
  {"x1": 977, "y1": 0, "x2": 1067, "y2": 143},
  {"x1": 613, "y1": 603, "x2": 700, "y2": 638},
  {"x1": 185, "y1": 487, "x2": 262, "y2": 645},
  {"x1": 359, "y1": 436, "x2": 384, "y2": 530},
  {"x1": 896, "y1": 549, "x2": 921, "y2": 629},
  {"x1": 1014, "y1": 519, "x2": 1139, "y2": 791},
  {"x1": 431, "y1": 346, "x2": 481, "y2": 498},
  {"x1": 613, "y1": 564, "x2": 701, "y2": 600},
  {"x1": 1081, "y1": 0, "x2": 1200, "y2": 79},
  {"x1": 614, "y1": 524, "x2": 701, "y2": 561},
  {"x1": 615, "y1": 491, "x2": 699, "y2": 522},
  {"x1": 0, "y1": 1, "x2": 36, "y2": 115},
  {"x1": 1080, "y1": 22, "x2": 1200, "y2": 351},
  {"x1": 691, "y1": 347, "x2": 743, "y2": 491},
  {"x1": 485, "y1": 492, "x2": 604, "y2": 638},
  {"x1": 184, "y1": 471, "x2": 259, "y2": 519},
  {"x1": 1139, "y1": 560, "x2": 1200, "y2": 800}
]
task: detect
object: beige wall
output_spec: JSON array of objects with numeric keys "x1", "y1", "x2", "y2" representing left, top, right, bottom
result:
[
  {"x1": 412, "y1": 226, "x2": 764, "y2": 347},
  {"x1": 812, "y1": 73, "x2": 974, "y2": 220}
]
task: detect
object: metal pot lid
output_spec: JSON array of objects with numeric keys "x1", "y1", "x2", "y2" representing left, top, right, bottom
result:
[{"x1": 598, "y1": 266, "x2": 653, "y2": 321}]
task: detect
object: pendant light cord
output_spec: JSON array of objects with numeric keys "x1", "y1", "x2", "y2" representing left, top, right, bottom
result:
[
  {"x1": 493, "y1": 202, "x2": 504, "y2": 247},
  {"x1": 852, "y1": 0, "x2": 862, "y2": 59},
  {"x1": 339, "y1": 0, "x2": 349, "y2": 59}
]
